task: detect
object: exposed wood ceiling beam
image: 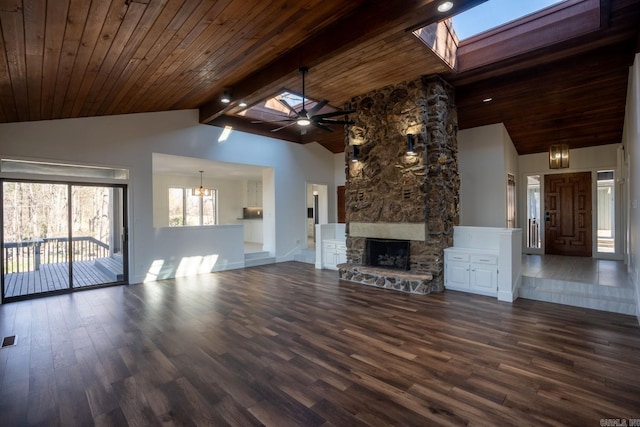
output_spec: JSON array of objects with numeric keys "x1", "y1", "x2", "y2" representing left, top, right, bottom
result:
[{"x1": 198, "y1": 0, "x2": 488, "y2": 124}]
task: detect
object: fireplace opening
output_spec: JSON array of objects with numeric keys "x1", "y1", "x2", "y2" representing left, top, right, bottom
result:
[{"x1": 364, "y1": 238, "x2": 410, "y2": 270}]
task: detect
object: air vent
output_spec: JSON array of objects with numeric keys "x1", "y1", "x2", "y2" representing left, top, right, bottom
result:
[
  {"x1": 1, "y1": 335, "x2": 16, "y2": 348},
  {"x1": 403, "y1": 187, "x2": 413, "y2": 200}
]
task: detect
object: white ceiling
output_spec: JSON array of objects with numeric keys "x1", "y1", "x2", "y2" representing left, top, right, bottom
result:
[{"x1": 152, "y1": 153, "x2": 266, "y2": 181}]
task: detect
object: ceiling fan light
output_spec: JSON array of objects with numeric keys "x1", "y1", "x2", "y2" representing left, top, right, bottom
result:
[{"x1": 297, "y1": 117, "x2": 311, "y2": 126}]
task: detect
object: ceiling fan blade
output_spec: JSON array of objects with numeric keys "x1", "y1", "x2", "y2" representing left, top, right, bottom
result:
[
  {"x1": 251, "y1": 118, "x2": 294, "y2": 124},
  {"x1": 318, "y1": 119, "x2": 354, "y2": 125},
  {"x1": 313, "y1": 109, "x2": 356, "y2": 119},
  {"x1": 276, "y1": 97, "x2": 299, "y2": 117},
  {"x1": 308, "y1": 99, "x2": 329, "y2": 116},
  {"x1": 271, "y1": 122, "x2": 298, "y2": 132},
  {"x1": 312, "y1": 122, "x2": 334, "y2": 132}
]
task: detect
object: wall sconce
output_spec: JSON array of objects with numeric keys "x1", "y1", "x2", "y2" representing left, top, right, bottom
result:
[
  {"x1": 549, "y1": 144, "x2": 569, "y2": 169},
  {"x1": 351, "y1": 145, "x2": 360, "y2": 163},
  {"x1": 406, "y1": 134, "x2": 416, "y2": 155},
  {"x1": 220, "y1": 88, "x2": 232, "y2": 104}
]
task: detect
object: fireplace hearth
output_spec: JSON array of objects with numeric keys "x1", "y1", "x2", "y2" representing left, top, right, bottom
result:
[{"x1": 364, "y1": 238, "x2": 410, "y2": 271}]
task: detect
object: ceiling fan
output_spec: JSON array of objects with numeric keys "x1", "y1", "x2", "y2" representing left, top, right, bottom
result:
[{"x1": 254, "y1": 67, "x2": 355, "y2": 133}]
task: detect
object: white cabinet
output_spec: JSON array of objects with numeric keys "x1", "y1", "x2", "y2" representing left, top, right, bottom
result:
[
  {"x1": 246, "y1": 181, "x2": 262, "y2": 207},
  {"x1": 469, "y1": 254, "x2": 498, "y2": 293},
  {"x1": 444, "y1": 249, "x2": 498, "y2": 296},
  {"x1": 444, "y1": 250, "x2": 470, "y2": 288},
  {"x1": 242, "y1": 220, "x2": 263, "y2": 243},
  {"x1": 322, "y1": 240, "x2": 346, "y2": 270},
  {"x1": 447, "y1": 226, "x2": 522, "y2": 302}
]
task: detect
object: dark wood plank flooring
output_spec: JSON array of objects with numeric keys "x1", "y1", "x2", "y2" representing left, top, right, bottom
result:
[{"x1": 0, "y1": 261, "x2": 638, "y2": 426}]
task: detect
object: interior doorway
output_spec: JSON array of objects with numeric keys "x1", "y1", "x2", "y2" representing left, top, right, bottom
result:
[
  {"x1": 1, "y1": 180, "x2": 128, "y2": 302},
  {"x1": 544, "y1": 172, "x2": 592, "y2": 257},
  {"x1": 306, "y1": 183, "x2": 328, "y2": 249}
]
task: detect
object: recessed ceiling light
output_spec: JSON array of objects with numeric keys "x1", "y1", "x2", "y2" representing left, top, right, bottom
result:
[
  {"x1": 437, "y1": 1, "x2": 454, "y2": 13},
  {"x1": 483, "y1": 97, "x2": 493, "y2": 103},
  {"x1": 220, "y1": 88, "x2": 232, "y2": 104},
  {"x1": 238, "y1": 101, "x2": 247, "y2": 108}
]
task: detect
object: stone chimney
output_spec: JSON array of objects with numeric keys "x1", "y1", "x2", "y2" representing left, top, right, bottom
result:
[{"x1": 344, "y1": 76, "x2": 459, "y2": 290}]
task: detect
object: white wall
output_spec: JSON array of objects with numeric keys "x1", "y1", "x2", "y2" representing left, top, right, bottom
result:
[
  {"x1": 622, "y1": 53, "x2": 640, "y2": 321},
  {"x1": 519, "y1": 144, "x2": 618, "y2": 174},
  {"x1": 503, "y1": 126, "x2": 519, "y2": 175},
  {"x1": 152, "y1": 174, "x2": 244, "y2": 227},
  {"x1": 458, "y1": 123, "x2": 516, "y2": 227},
  {"x1": 0, "y1": 109, "x2": 337, "y2": 284}
]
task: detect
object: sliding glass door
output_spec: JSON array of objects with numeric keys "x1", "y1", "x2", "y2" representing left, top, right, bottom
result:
[{"x1": 1, "y1": 180, "x2": 127, "y2": 302}]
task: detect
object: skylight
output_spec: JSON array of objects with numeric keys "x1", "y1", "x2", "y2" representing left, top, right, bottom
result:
[
  {"x1": 237, "y1": 91, "x2": 336, "y2": 124},
  {"x1": 451, "y1": 0, "x2": 567, "y2": 40}
]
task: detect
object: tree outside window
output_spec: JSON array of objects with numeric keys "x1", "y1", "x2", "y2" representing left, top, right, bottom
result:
[{"x1": 169, "y1": 187, "x2": 216, "y2": 226}]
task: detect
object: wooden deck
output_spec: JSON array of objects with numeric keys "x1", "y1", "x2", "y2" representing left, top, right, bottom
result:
[{"x1": 3, "y1": 259, "x2": 120, "y2": 299}]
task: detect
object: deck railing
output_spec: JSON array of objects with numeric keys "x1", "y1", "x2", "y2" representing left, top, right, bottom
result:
[{"x1": 3, "y1": 237, "x2": 109, "y2": 274}]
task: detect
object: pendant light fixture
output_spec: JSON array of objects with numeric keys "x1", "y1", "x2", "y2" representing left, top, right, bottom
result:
[{"x1": 192, "y1": 170, "x2": 212, "y2": 197}]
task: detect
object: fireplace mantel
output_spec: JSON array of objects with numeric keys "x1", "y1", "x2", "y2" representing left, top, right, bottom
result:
[{"x1": 349, "y1": 222, "x2": 426, "y2": 241}]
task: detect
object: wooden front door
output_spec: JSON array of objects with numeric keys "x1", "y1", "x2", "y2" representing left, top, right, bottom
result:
[{"x1": 544, "y1": 172, "x2": 592, "y2": 256}]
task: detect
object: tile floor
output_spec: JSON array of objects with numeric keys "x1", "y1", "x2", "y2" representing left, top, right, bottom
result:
[{"x1": 522, "y1": 254, "x2": 632, "y2": 288}]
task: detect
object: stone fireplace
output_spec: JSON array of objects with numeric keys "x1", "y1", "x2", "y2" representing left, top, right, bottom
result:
[{"x1": 338, "y1": 75, "x2": 459, "y2": 294}]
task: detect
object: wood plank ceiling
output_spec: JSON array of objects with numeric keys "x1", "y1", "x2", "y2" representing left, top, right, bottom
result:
[{"x1": 0, "y1": 0, "x2": 638, "y2": 155}]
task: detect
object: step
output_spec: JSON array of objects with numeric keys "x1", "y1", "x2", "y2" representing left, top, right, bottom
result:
[
  {"x1": 519, "y1": 276, "x2": 637, "y2": 315},
  {"x1": 244, "y1": 251, "x2": 270, "y2": 260},
  {"x1": 293, "y1": 248, "x2": 316, "y2": 264},
  {"x1": 245, "y1": 256, "x2": 276, "y2": 268},
  {"x1": 94, "y1": 256, "x2": 124, "y2": 281}
]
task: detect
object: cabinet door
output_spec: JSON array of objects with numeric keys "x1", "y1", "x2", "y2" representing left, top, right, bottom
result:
[
  {"x1": 322, "y1": 243, "x2": 332, "y2": 269},
  {"x1": 470, "y1": 264, "x2": 497, "y2": 292},
  {"x1": 256, "y1": 181, "x2": 263, "y2": 206},
  {"x1": 445, "y1": 262, "x2": 469, "y2": 289},
  {"x1": 246, "y1": 181, "x2": 255, "y2": 207},
  {"x1": 322, "y1": 250, "x2": 335, "y2": 269},
  {"x1": 336, "y1": 245, "x2": 346, "y2": 265}
]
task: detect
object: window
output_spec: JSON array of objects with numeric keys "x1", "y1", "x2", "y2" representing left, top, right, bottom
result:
[
  {"x1": 236, "y1": 90, "x2": 337, "y2": 123},
  {"x1": 526, "y1": 175, "x2": 541, "y2": 249},
  {"x1": 168, "y1": 187, "x2": 216, "y2": 226},
  {"x1": 1, "y1": 158, "x2": 129, "y2": 179},
  {"x1": 450, "y1": 0, "x2": 567, "y2": 41},
  {"x1": 596, "y1": 170, "x2": 615, "y2": 253},
  {"x1": 507, "y1": 173, "x2": 516, "y2": 228}
]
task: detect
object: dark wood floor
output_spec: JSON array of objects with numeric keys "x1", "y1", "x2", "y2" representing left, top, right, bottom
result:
[{"x1": 0, "y1": 262, "x2": 638, "y2": 426}]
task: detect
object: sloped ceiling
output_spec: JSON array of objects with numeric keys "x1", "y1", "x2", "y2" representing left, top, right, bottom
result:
[{"x1": 0, "y1": 0, "x2": 638, "y2": 154}]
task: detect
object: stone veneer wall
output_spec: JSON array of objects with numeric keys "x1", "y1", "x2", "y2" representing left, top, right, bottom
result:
[{"x1": 345, "y1": 76, "x2": 459, "y2": 289}]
